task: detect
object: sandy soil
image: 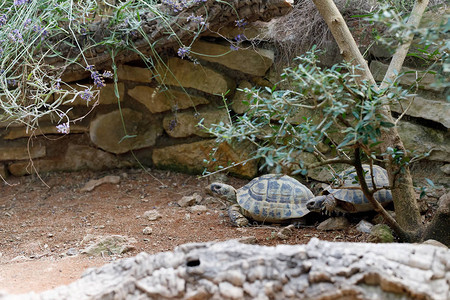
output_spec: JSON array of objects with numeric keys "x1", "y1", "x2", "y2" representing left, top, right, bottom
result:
[{"x1": 0, "y1": 168, "x2": 372, "y2": 295}]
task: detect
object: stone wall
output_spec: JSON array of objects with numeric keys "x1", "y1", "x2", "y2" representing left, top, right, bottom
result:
[{"x1": 0, "y1": 22, "x2": 448, "y2": 187}]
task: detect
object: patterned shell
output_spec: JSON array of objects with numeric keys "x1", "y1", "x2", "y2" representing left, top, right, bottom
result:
[
  {"x1": 325, "y1": 165, "x2": 392, "y2": 211},
  {"x1": 236, "y1": 174, "x2": 314, "y2": 222}
]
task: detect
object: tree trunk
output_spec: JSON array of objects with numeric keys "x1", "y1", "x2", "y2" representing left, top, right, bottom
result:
[
  {"x1": 4, "y1": 239, "x2": 448, "y2": 300},
  {"x1": 312, "y1": 0, "x2": 427, "y2": 237}
]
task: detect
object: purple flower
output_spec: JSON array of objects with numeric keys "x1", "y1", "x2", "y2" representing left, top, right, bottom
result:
[
  {"x1": 14, "y1": 0, "x2": 30, "y2": 6},
  {"x1": 102, "y1": 70, "x2": 113, "y2": 78},
  {"x1": 8, "y1": 30, "x2": 24, "y2": 43},
  {"x1": 168, "y1": 119, "x2": 177, "y2": 131},
  {"x1": 55, "y1": 78, "x2": 61, "y2": 90},
  {"x1": 187, "y1": 14, "x2": 205, "y2": 25},
  {"x1": 23, "y1": 18, "x2": 32, "y2": 28},
  {"x1": 86, "y1": 65, "x2": 94, "y2": 71},
  {"x1": 177, "y1": 46, "x2": 190, "y2": 59},
  {"x1": 56, "y1": 122, "x2": 70, "y2": 134},
  {"x1": 81, "y1": 89, "x2": 93, "y2": 102},
  {"x1": 91, "y1": 71, "x2": 105, "y2": 88},
  {"x1": 0, "y1": 15, "x2": 7, "y2": 27},
  {"x1": 230, "y1": 44, "x2": 239, "y2": 51},
  {"x1": 235, "y1": 19, "x2": 248, "y2": 28},
  {"x1": 234, "y1": 34, "x2": 246, "y2": 42}
]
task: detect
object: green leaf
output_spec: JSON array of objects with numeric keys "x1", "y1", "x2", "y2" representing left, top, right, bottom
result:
[
  {"x1": 380, "y1": 121, "x2": 395, "y2": 128},
  {"x1": 425, "y1": 178, "x2": 435, "y2": 188}
]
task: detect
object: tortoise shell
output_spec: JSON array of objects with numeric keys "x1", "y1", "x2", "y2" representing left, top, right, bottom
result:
[
  {"x1": 236, "y1": 174, "x2": 314, "y2": 222},
  {"x1": 325, "y1": 165, "x2": 392, "y2": 212}
]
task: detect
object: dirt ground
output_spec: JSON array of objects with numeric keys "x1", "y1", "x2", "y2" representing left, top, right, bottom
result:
[{"x1": 1, "y1": 168, "x2": 378, "y2": 295}]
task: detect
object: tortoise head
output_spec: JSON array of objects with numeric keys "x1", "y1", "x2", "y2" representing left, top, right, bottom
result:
[
  {"x1": 208, "y1": 183, "x2": 237, "y2": 203},
  {"x1": 306, "y1": 195, "x2": 327, "y2": 213}
]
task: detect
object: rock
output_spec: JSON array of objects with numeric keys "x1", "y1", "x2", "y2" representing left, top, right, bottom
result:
[
  {"x1": 356, "y1": 220, "x2": 373, "y2": 234},
  {"x1": 440, "y1": 164, "x2": 450, "y2": 175},
  {"x1": 59, "y1": 82, "x2": 125, "y2": 106},
  {"x1": 152, "y1": 139, "x2": 258, "y2": 178},
  {"x1": 80, "y1": 234, "x2": 136, "y2": 256},
  {"x1": 143, "y1": 210, "x2": 162, "y2": 221},
  {"x1": 219, "y1": 281, "x2": 244, "y2": 299},
  {"x1": 128, "y1": 86, "x2": 209, "y2": 113},
  {"x1": 142, "y1": 227, "x2": 153, "y2": 235},
  {"x1": 368, "y1": 224, "x2": 394, "y2": 243},
  {"x1": 80, "y1": 175, "x2": 121, "y2": 192},
  {"x1": 163, "y1": 108, "x2": 229, "y2": 138},
  {"x1": 0, "y1": 140, "x2": 46, "y2": 161},
  {"x1": 178, "y1": 193, "x2": 202, "y2": 207},
  {"x1": 422, "y1": 239, "x2": 448, "y2": 249},
  {"x1": 370, "y1": 60, "x2": 441, "y2": 92},
  {"x1": 191, "y1": 40, "x2": 274, "y2": 76},
  {"x1": 8, "y1": 144, "x2": 132, "y2": 176},
  {"x1": 117, "y1": 64, "x2": 153, "y2": 83},
  {"x1": 236, "y1": 236, "x2": 258, "y2": 244},
  {"x1": 231, "y1": 81, "x2": 253, "y2": 114},
  {"x1": 3, "y1": 122, "x2": 89, "y2": 140},
  {"x1": 316, "y1": 217, "x2": 349, "y2": 231},
  {"x1": 391, "y1": 96, "x2": 450, "y2": 129},
  {"x1": 155, "y1": 57, "x2": 235, "y2": 95},
  {"x1": 188, "y1": 205, "x2": 208, "y2": 213},
  {"x1": 66, "y1": 248, "x2": 78, "y2": 256},
  {"x1": 89, "y1": 108, "x2": 163, "y2": 154},
  {"x1": 277, "y1": 224, "x2": 295, "y2": 240},
  {"x1": 397, "y1": 120, "x2": 450, "y2": 162}
]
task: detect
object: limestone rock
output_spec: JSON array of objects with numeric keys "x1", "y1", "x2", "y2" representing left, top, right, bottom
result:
[
  {"x1": 10, "y1": 239, "x2": 449, "y2": 300},
  {"x1": 80, "y1": 234, "x2": 136, "y2": 256},
  {"x1": 155, "y1": 57, "x2": 235, "y2": 95},
  {"x1": 205, "y1": 23, "x2": 269, "y2": 40},
  {"x1": 178, "y1": 193, "x2": 202, "y2": 207},
  {"x1": 142, "y1": 227, "x2": 153, "y2": 235},
  {"x1": 163, "y1": 108, "x2": 229, "y2": 138},
  {"x1": 3, "y1": 122, "x2": 89, "y2": 140},
  {"x1": 231, "y1": 81, "x2": 253, "y2": 114},
  {"x1": 143, "y1": 210, "x2": 162, "y2": 221},
  {"x1": 441, "y1": 164, "x2": 450, "y2": 175},
  {"x1": 397, "y1": 120, "x2": 450, "y2": 162},
  {"x1": 0, "y1": 140, "x2": 46, "y2": 161},
  {"x1": 370, "y1": 60, "x2": 441, "y2": 92},
  {"x1": 8, "y1": 144, "x2": 132, "y2": 176},
  {"x1": 89, "y1": 108, "x2": 163, "y2": 154},
  {"x1": 191, "y1": 40, "x2": 274, "y2": 76},
  {"x1": 117, "y1": 64, "x2": 154, "y2": 83},
  {"x1": 152, "y1": 139, "x2": 258, "y2": 178},
  {"x1": 128, "y1": 86, "x2": 209, "y2": 113},
  {"x1": 356, "y1": 220, "x2": 373, "y2": 234},
  {"x1": 316, "y1": 217, "x2": 350, "y2": 231},
  {"x1": 392, "y1": 96, "x2": 450, "y2": 128}
]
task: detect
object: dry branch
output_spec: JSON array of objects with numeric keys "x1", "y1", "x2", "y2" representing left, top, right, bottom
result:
[{"x1": 3, "y1": 238, "x2": 449, "y2": 300}]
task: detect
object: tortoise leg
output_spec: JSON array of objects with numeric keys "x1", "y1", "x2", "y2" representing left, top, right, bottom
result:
[{"x1": 228, "y1": 204, "x2": 249, "y2": 227}]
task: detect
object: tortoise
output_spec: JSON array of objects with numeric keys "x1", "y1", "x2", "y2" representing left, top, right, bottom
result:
[
  {"x1": 208, "y1": 174, "x2": 314, "y2": 227},
  {"x1": 306, "y1": 165, "x2": 392, "y2": 215}
]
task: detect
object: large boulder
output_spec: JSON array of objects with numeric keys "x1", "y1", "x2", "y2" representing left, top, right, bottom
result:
[
  {"x1": 163, "y1": 108, "x2": 229, "y2": 138},
  {"x1": 155, "y1": 57, "x2": 235, "y2": 95},
  {"x1": 128, "y1": 86, "x2": 209, "y2": 113},
  {"x1": 191, "y1": 40, "x2": 274, "y2": 76},
  {"x1": 152, "y1": 139, "x2": 257, "y2": 178},
  {"x1": 89, "y1": 108, "x2": 163, "y2": 154}
]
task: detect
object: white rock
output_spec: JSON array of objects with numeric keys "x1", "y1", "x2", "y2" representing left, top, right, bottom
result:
[{"x1": 144, "y1": 210, "x2": 162, "y2": 221}]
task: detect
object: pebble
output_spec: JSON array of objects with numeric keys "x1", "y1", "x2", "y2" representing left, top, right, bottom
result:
[
  {"x1": 356, "y1": 220, "x2": 373, "y2": 233},
  {"x1": 188, "y1": 205, "x2": 208, "y2": 213},
  {"x1": 66, "y1": 248, "x2": 78, "y2": 256},
  {"x1": 368, "y1": 224, "x2": 394, "y2": 243},
  {"x1": 178, "y1": 193, "x2": 202, "y2": 207},
  {"x1": 143, "y1": 209, "x2": 162, "y2": 221},
  {"x1": 317, "y1": 217, "x2": 349, "y2": 231},
  {"x1": 277, "y1": 224, "x2": 295, "y2": 240},
  {"x1": 142, "y1": 226, "x2": 153, "y2": 235}
]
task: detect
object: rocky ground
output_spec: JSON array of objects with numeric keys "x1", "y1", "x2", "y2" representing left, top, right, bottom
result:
[{"x1": 0, "y1": 168, "x2": 442, "y2": 295}]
